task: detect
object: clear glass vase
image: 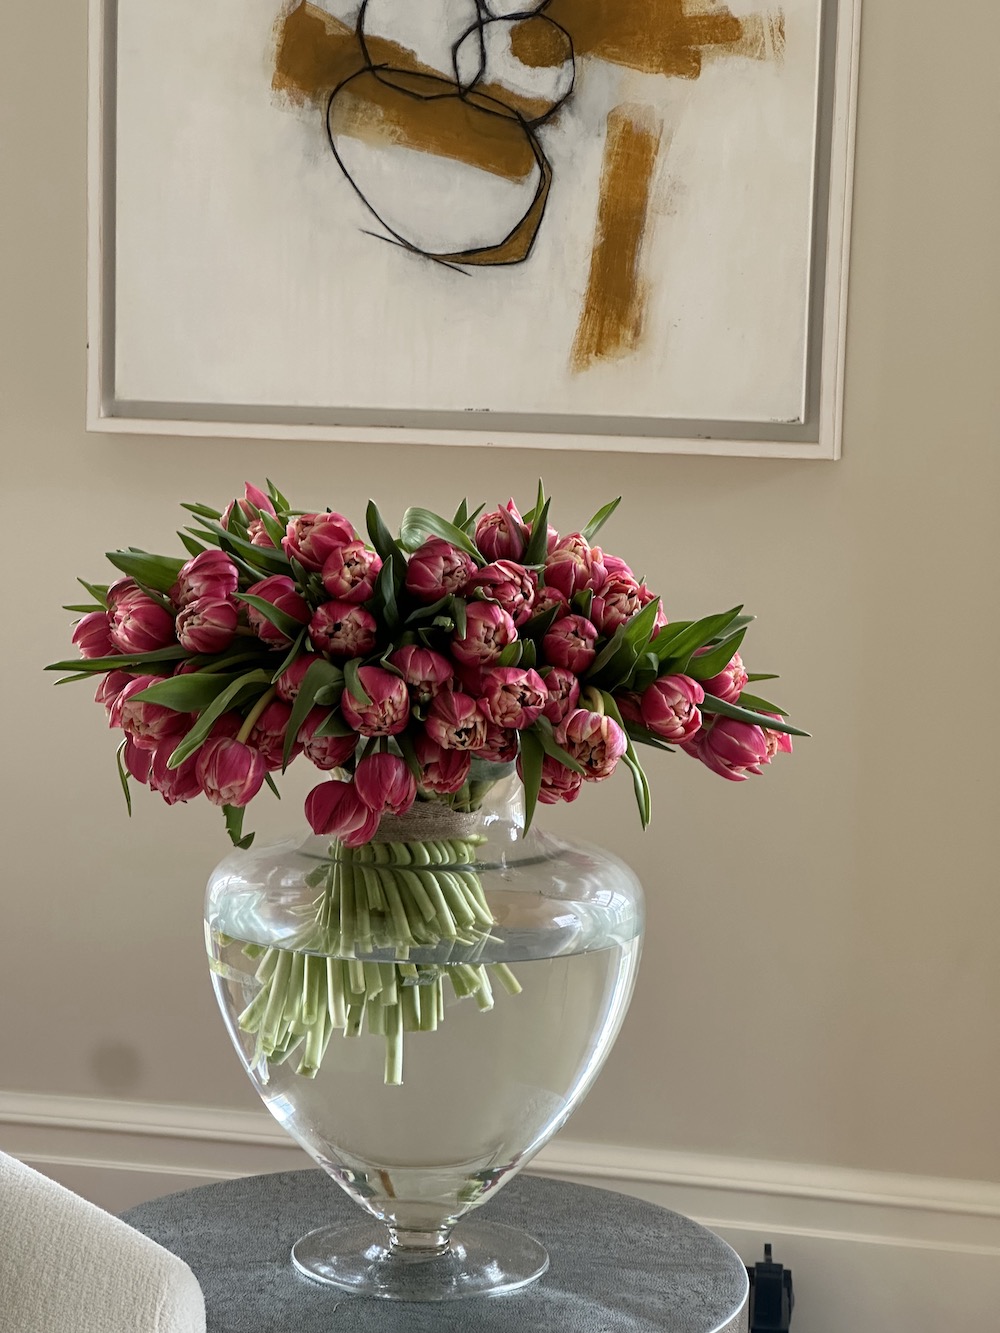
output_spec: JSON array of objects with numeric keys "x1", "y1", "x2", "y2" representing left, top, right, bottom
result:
[{"x1": 205, "y1": 773, "x2": 643, "y2": 1300}]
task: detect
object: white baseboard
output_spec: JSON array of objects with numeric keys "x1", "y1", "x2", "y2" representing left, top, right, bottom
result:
[{"x1": 2, "y1": 1090, "x2": 997, "y2": 1333}]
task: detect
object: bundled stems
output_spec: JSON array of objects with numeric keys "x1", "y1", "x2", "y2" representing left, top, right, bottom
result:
[{"x1": 232, "y1": 834, "x2": 521, "y2": 1085}]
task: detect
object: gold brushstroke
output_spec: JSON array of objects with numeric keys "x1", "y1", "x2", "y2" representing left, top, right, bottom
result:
[
  {"x1": 546, "y1": 0, "x2": 742, "y2": 79},
  {"x1": 329, "y1": 71, "x2": 538, "y2": 181},
  {"x1": 571, "y1": 106, "x2": 662, "y2": 372},
  {"x1": 471, "y1": 85, "x2": 556, "y2": 123},
  {"x1": 708, "y1": 12, "x2": 786, "y2": 62},
  {"x1": 509, "y1": 17, "x2": 573, "y2": 70},
  {"x1": 440, "y1": 153, "x2": 553, "y2": 266}
]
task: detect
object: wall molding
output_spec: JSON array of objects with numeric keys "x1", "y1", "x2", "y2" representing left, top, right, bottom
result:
[{"x1": 3, "y1": 1090, "x2": 998, "y2": 1332}]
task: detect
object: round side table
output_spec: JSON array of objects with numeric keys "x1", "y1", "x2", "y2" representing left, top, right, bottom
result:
[{"x1": 122, "y1": 1171, "x2": 749, "y2": 1333}]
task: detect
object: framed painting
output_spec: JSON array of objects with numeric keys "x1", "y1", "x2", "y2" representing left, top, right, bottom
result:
[{"x1": 88, "y1": 0, "x2": 861, "y2": 457}]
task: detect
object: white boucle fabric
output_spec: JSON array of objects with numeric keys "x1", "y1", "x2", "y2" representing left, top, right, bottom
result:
[{"x1": 0, "y1": 1152, "x2": 205, "y2": 1333}]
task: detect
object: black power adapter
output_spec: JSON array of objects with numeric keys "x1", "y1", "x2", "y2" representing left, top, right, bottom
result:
[{"x1": 747, "y1": 1244, "x2": 794, "y2": 1331}]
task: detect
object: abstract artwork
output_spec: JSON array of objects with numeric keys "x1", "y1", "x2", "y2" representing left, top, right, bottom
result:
[{"x1": 91, "y1": 0, "x2": 860, "y2": 455}]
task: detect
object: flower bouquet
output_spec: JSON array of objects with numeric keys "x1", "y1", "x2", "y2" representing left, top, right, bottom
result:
[{"x1": 49, "y1": 481, "x2": 803, "y2": 1086}]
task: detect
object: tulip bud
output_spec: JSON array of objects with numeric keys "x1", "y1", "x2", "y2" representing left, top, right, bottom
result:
[
  {"x1": 686, "y1": 717, "x2": 767, "y2": 781},
  {"x1": 591, "y1": 573, "x2": 642, "y2": 635},
  {"x1": 541, "y1": 667, "x2": 581, "y2": 726},
  {"x1": 297, "y1": 711, "x2": 359, "y2": 770},
  {"x1": 305, "y1": 778, "x2": 380, "y2": 846},
  {"x1": 113, "y1": 675, "x2": 190, "y2": 751},
  {"x1": 640, "y1": 675, "x2": 704, "y2": 744},
  {"x1": 122, "y1": 738, "x2": 152, "y2": 785},
  {"x1": 109, "y1": 591, "x2": 176, "y2": 654},
  {"x1": 695, "y1": 649, "x2": 748, "y2": 704},
  {"x1": 173, "y1": 549, "x2": 239, "y2": 608},
  {"x1": 175, "y1": 597, "x2": 239, "y2": 654},
  {"x1": 478, "y1": 667, "x2": 547, "y2": 730},
  {"x1": 387, "y1": 646, "x2": 454, "y2": 706},
  {"x1": 96, "y1": 669, "x2": 133, "y2": 717},
  {"x1": 354, "y1": 753, "x2": 417, "y2": 816},
  {"x1": 536, "y1": 754, "x2": 583, "y2": 805},
  {"x1": 451, "y1": 601, "x2": 517, "y2": 666},
  {"x1": 309, "y1": 601, "x2": 378, "y2": 658},
  {"x1": 222, "y1": 483, "x2": 277, "y2": 530},
  {"x1": 475, "y1": 724, "x2": 519, "y2": 764},
  {"x1": 245, "y1": 576, "x2": 311, "y2": 647},
  {"x1": 543, "y1": 534, "x2": 607, "y2": 600},
  {"x1": 196, "y1": 737, "x2": 267, "y2": 806},
  {"x1": 558, "y1": 708, "x2": 627, "y2": 781},
  {"x1": 424, "y1": 691, "x2": 487, "y2": 751},
  {"x1": 412, "y1": 733, "x2": 472, "y2": 794},
  {"x1": 149, "y1": 741, "x2": 203, "y2": 805},
  {"x1": 542, "y1": 615, "x2": 598, "y2": 673},
  {"x1": 340, "y1": 666, "x2": 410, "y2": 736},
  {"x1": 276, "y1": 653, "x2": 324, "y2": 703},
  {"x1": 321, "y1": 541, "x2": 382, "y2": 603},
  {"x1": 465, "y1": 561, "x2": 537, "y2": 626},
  {"x1": 405, "y1": 538, "x2": 476, "y2": 602},
  {"x1": 474, "y1": 500, "x2": 527, "y2": 562},
  {"x1": 282, "y1": 511, "x2": 356, "y2": 571},
  {"x1": 73, "y1": 612, "x2": 116, "y2": 659},
  {"x1": 248, "y1": 699, "x2": 300, "y2": 770},
  {"x1": 761, "y1": 713, "x2": 794, "y2": 763}
]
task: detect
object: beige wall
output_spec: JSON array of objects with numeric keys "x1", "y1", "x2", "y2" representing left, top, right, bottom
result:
[{"x1": 2, "y1": 0, "x2": 998, "y2": 1188}]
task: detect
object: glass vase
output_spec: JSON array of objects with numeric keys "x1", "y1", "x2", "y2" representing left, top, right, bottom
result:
[{"x1": 205, "y1": 773, "x2": 643, "y2": 1300}]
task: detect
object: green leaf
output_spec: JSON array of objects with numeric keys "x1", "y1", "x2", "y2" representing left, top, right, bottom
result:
[
  {"x1": 462, "y1": 503, "x2": 485, "y2": 535},
  {"x1": 178, "y1": 531, "x2": 209, "y2": 559},
  {"x1": 601, "y1": 692, "x2": 650, "y2": 828},
  {"x1": 134, "y1": 672, "x2": 248, "y2": 712},
  {"x1": 313, "y1": 709, "x2": 354, "y2": 739},
  {"x1": 520, "y1": 639, "x2": 537, "y2": 669},
  {"x1": 405, "y1": 594, "x2": 452, "y2": 625},
  {"x1": 518, "y1": 728, "x2": 544, "y2": 832},
  {"x1": 581, "y1": 497, "x2": 621, "y2": 544},
  {"x1": 223, "y1": 804, "x2": 255, "y2": 849},
  {"x1": 235, "y1": 593, "x2": 303, "y2": 641},
  {"x1": 737, "y1": 691, "x2": 786, "y2": 716},
  {"x1": 522, "y1": 497, "x2": 551, "y2": 567},
  {"x1": 265, "y1": 478, "x2": 291, "y2": 512},
  {"x1": 520, "y1": 604, "x2": 560, "y2": 642},
  {"x1": 498, "y1": 641, "x2": 523, "y2": 667},
  {"x1": 451, "y1": 596, "x2": 467, "y2": 641},
  {"x1": 343, "y1": 657, "x2": 372, "y2": 707},
  {"x1": 453, "y1": 499, "x2": 470, "y2": 529},
  {"x1": 654, "y1": 606, "x2": 744, "y2": 667},
  {"x1": 685, "y1": 627, "x2": 747, "y2": 681},
  {"x1": 622, "y1": 597, "x2": 663, "y2": 654},
  {"x1": 45, "y1": 646, "x2": 188, "y2": 674},
  {"x1": 522, "y1": 479, "x2": 545, "y2": 528},
  {"x1": 649, "y1": 620, "x2": 692, "y2": 655},
  {"x1": 747, "y1": 672, "x2": 779, "y2": 683},
  {"x1": 78, "y1": 579, "x2": 109, "y2": 608},
  {"x1": 284, "y1": 658, "x2": 348, "y2": 766},
  {"x1": 257, "y1": 509, "x2": 287, "y2": 550},
  {"x1": 115, "y1": 740, "x2": 133, "y2": 817},
  {"x1": 702, "y1": 693, "x2": 809, "y2": 737},
  {"x1": 372, "y1": 557, "x2": 400, "y2": 630},
  {"x1": 167, "y1": 669, "x2": 272, "y2": 769},
  {"x1": 181, "y1": 501, "x2": 223, "y2": 520},
  {"x1": 366, "y1": 500, "x2": 406, "y2": 568},
  {"x1": 269, "y1": 630, "x2": 307, "y2": 685},
  {"x1": 395, "y1": 729, "x2": 422, "y2": 781},
  {"x1": 193, "y1": 518, "x2": 291, "y2": 574},
  {"x1": 105, "y1": 550, "x2": 185, "y2": 594},
  {"x1": 624, "y1": 723, "x2": 675, "y2": 753},
  {"x1": 63, "y1": 603, "x2": 106, "y2": 614},
  {"x1": 55, "y1": 670, "x2": 102, "y2": 685},
  {"x1": 534, "y1": 716, "x2": 586, "y2": 775},
  {"x1": 264, "y1": 772, "x2": 281, "y2": 799},
  {"x1": 586, "y1": 624, "x2": 629, "y2": 680},
  {"x1": 572, "y1": 588, "x2": 594, "y2": 620},
  {"x1": 399, "y1": 507, "x2": 483, "y2": 563}
]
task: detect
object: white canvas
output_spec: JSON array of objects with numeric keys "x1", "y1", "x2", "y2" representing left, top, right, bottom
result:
[{"x1": 113, "y1": 0, "x2": 823, "y2": 426}]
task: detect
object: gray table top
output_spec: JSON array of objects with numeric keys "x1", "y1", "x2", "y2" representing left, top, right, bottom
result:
[{"x1": 122, "y1": 1170, "x2": 749, "y2": 1333}]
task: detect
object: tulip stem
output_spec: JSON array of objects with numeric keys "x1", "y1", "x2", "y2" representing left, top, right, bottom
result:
[{"x1": 237, "y1": 686, "x2": 278, "y2": 743}]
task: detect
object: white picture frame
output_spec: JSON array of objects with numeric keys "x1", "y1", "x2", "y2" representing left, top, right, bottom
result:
[{"x1": 88, "y1": 0, "x2": 861, "y2": 458}]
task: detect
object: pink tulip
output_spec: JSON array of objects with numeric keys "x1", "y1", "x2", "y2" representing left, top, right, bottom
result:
[
  {"x1": 305, "y1": 778, "x2": 380, "y2": 845},
  {"x1": 544, "y1": 534, "x2": 607, "y2": 600},
  {"x1": 637, "y1": 584, "x2": 668, "y2": 631},
  {"x1": 109, "y1": 591, "x2": 176, "y2": 654},
  {"x1": 95, "y1": 669, "x2": 133, "y2": 716},
  {"x1": 591, "y1": 574, "x2": 643, "y2": 635},
  {"x1": 541, "y1": 666, "x2": 581, "y2": 725},
  {"x1": 537, "y1": 754, "x2": 583, "y2": 805},
  {"x1": 612, "y1": 690, "x2": 644, "y2": 727},
  {"x1": 247, "y1": 518, "x2": 276, "y2": 548},
  {"x1": 696, "y1": 649, "x2": 748, "y2": 704},
  {"x1": 602, "y1": 554, "x2": 635, "y2": 581},
  {"x1": 248, "y1": 699, "x2": 300, "y2": 771},
  {"x1": 542, "y1": 615, "x2": 598, "y2": 673},
  {"x1": 309, "y1": 601, "x2": 378, "y2": 658},
  {"x1": 340, "y1": 666, "x2": 410, "y2": 736},
  {"x1": 113, "y1": 675, "x2": 190, "y2": 751},
  {"x1": 222, "y1": 483, "x2": 276, "y2": 529},
  {"x1": 558, "y1": 709, "x2": 627, "y2": 781},
  {"x1": 73, "y1": 611, "x2": 116, "y2": 659},
  {"x1": 424, "y1": 691, "x2": 487, "y2": 751},
  {"x1": 405, "y1": 538, "x2": 476, "y2": 602},
  {"x1": 149, "y1": 741, "x2": 203, "y2": 805},
  {"x1": 640, "y1": 675, "x2": 704, "y2": 743},
  {"x1": 761, "y1": 713, "x2": 794, "y2": 763},
  {"x1": 451, "y1": 601, "x2": 517, "y2": 666},
  {"x1": 475, "y1": 500, "x2": 527, "y2": 562},
  {"x1": 276, "y1": 653, "x2": 324, "y2": 703},
  {"x1": 297, "y1": 711, "x2": 359, "y2": 770},
  {"x1": 282, "y1": 511, "x2": 356, "y2": 571},
  {"x1": 388, "y1": 646, "x2": 454, "y2": 705},
  {"x1": 122, "y1": 737, "x2": 152, "y2": 784},
  {"x1": 196, "y1": 737, "x2": 267, "y2": 806},
  {"x1": 354, "y1": 753, "x2": 417, "y2": 816},
  {"x1": 686, "y1": 717, "x2": 768, "y2": 782},
  {"x1": 532, "y1": 585, "x2": 570, "y2": 620},
  {"x1": 173, "y1": 549, "x2": 239, "y2": 608},
  {"x1": 245, "y1": 576, "x2": 311, "y2": 646},
  {"x1": 175, "y1": 597, "x2": 238, "y2": 654},
  {"x1": 465, "y1": 560, "x2": 537, "y2": 626},
  {"x1": 321, "y1": 541, "x2": 382, "y2": 603},
  {"x1": 412, "y1": 733, "x2": 471, "y2": 794},
  {"x1": 478, "y1": 666, "x2": 547, "y2": 730},
  {"x1": 475, "y1": 724, "x2": 519, "y2": 764}
]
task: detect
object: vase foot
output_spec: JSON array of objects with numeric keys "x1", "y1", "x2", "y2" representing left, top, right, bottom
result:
[{"x1": 291, "y1": 1216, "x2": 549, "y2": 1300}]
